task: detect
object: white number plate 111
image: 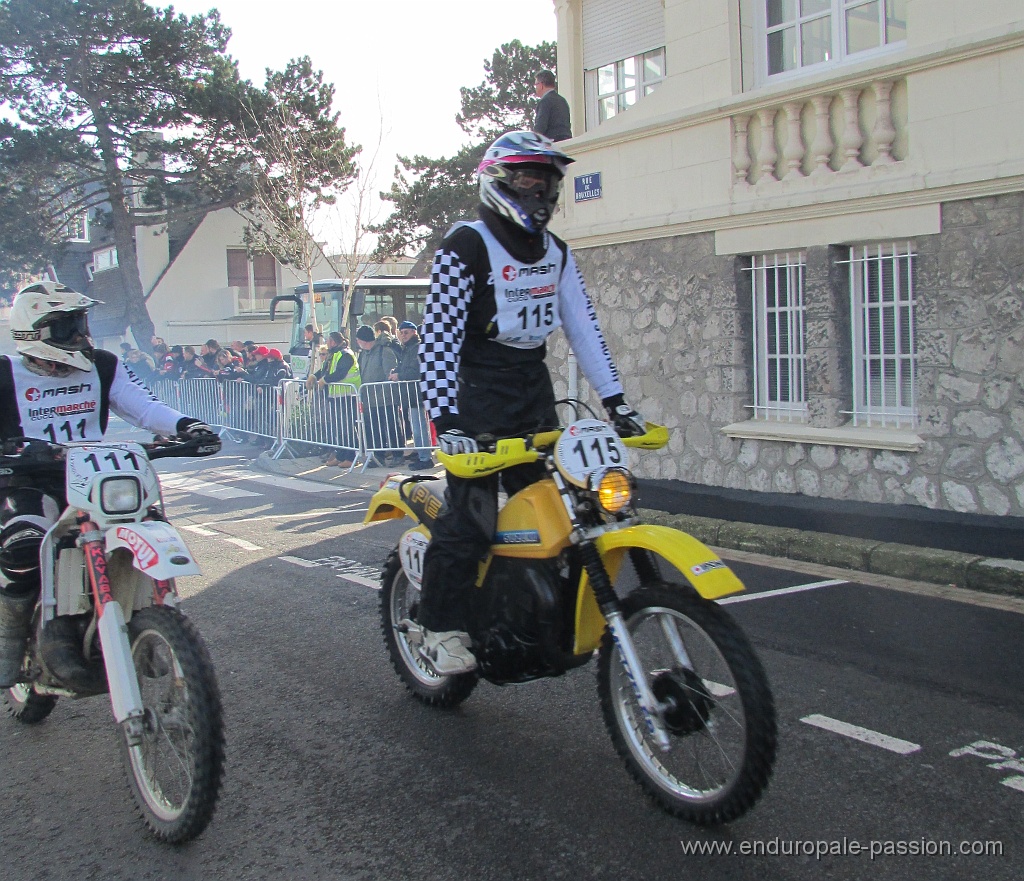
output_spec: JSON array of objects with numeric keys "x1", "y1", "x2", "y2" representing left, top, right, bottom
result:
[{"x1": 554, "y1": 419, "x2": 628, "y2": 487}]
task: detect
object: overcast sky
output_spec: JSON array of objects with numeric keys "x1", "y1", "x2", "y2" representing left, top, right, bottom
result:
[
  {"x1": 162, "y1": 0, "x2": 557, "y2": 247},
  {"x1": 166, "y1": 0, "x2": 557, "y2": 156}
]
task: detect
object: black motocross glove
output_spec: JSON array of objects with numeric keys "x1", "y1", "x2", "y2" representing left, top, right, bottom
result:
[
  {"x1": 175, "y1": 418, "x2": 221, "y2": 455},
  {"x1": 601, "y1": 394, "x2": 646, "y2": 438}
]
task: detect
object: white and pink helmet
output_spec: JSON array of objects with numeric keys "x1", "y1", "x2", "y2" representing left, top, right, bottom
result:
[{"x1": 478, "y1": 131, "x2": 574, "y2": 233}]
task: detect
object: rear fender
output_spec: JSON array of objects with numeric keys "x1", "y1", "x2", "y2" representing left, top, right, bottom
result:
[
  {"x1": 364, "y1": 482, "x2": 416, "y2": 524},
  {"x1": 104, "y1": 521, "x2": 201, "y2": 580},
  {"x1": 573, "y1": 524, "x2": 745, "y2": 654}
]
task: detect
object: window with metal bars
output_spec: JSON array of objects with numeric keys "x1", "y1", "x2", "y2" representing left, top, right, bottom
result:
[
  {"x1": 749, "y1": 253, "x2": 807, "y2": 420},
  {"x1": 843, "y1": 243, "x2": 917, "y2": 426}
]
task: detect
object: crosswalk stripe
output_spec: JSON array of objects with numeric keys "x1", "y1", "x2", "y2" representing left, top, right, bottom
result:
[
  {"x1": 216, "y1": 470, "x2": 343, "y2": 494},
  {"x1": 181, "y1": 524, "x2": 220, "y2": 536},
  {"x1": 222, "y1": 537, "x2": 263, "y2": 551},
  {"x1": 161, "y1": 474, "x2": 261, "y2": 499}
]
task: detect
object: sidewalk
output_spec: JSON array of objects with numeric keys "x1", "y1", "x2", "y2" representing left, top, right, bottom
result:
[{"x1": 254, "y1": 451, "x2": 1024, "y2": 600}]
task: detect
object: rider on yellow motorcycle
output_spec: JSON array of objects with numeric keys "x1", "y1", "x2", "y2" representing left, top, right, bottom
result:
[{"x1": 416, "y1": 131, "x2": 646, "y2": 675}]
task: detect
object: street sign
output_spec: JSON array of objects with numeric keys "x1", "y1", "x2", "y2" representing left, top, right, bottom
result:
[{"x1": 574, "y1": 172, "x2": 602, "y2": 202}]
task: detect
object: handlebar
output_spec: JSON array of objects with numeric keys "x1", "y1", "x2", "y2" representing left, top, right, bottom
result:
[
  {"x1": 436, "y1": 422, "x2": 669, "y2": 479},
  {"x1": 0, "y1": 434, "x2": 221, "y2": 470}
]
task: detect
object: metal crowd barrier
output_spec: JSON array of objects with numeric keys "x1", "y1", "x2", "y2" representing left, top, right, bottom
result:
[
  {"x1": 146, "y1": 376, "x2": 437, "y2": 469},
  {"x1": 358, "y1": 380, "x2": 435, "y2": 470}
]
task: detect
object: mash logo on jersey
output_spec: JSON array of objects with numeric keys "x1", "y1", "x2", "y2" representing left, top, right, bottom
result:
[
  {"x1": 25, "y1": 387, "x2": 41, "y2": 402},
  {"x1": 502, "y1": 265, "x2": 517, "y2": 281}
]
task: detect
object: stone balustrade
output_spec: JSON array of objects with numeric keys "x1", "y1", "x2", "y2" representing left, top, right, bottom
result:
[{"x1": 732, "y1": 78, "x2": 907, "y2": 188}]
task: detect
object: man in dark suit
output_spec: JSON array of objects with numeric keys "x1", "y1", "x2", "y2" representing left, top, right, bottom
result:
[{"x1": 532, "y1": 69, "x2": 571, "y2": 142}]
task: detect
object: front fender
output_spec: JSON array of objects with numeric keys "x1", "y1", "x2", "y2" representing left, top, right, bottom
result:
[
  {"x1": 597, "y1": 525, "x2": 745, "y2": 600},
  {"x1": 104, "y1": 521, "x2": 201, "y2": 580},
  {"x1": 573, "y1": 525, "x2": 745, "y2": 655}
]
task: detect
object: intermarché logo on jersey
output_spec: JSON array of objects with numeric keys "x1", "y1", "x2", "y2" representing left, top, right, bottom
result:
[{"x1": 502, "y1": 263, "x2": 557, "y2": 282}]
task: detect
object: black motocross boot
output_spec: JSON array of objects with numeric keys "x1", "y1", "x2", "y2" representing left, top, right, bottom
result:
[{"x1": 0, "y1": 590, "x2": 35, "y2": 688}]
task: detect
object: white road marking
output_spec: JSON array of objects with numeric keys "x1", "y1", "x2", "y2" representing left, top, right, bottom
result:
[
  {"x1": 212, "y1": 470, "x2": 343, "y2": 494},
  {"x1": 718, "y1": 578, "x2": 847, "y2": 604},
  {"x1": 279, "y1": 555, "x2": 319, "y2": 568},
  {"x1": 160, "y1": 474, "x2": 261, "y2": 499},
  {"x1": 801, "y1": 714, "x2": 921, "y2": 754},
  {"x1": 279, "y1": 553, "x2": 381, "y2": 589},
  {"x1": 181, "y1": 524, "x2": 220, "y2": 536},
  {"x1": 336, "y1": 573, "x2": 381, "y2": 590},
  {"x1": 221, "y1": 537, "x2": 263, "y2": 551},
  {"x1": 1001, "y1": 777, "x2": 1024, "y2": 792}
]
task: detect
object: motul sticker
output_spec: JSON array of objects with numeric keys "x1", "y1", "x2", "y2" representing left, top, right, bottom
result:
[
  {"x1": 116, "y1": 527, "x2": 158, "y2": 570},
  {"x1": 691, "y1": 560, "x2": 726, "y2": 576}
]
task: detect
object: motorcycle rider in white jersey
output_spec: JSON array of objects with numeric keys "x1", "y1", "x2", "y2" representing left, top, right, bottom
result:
[
  {"x1": 0, "y1": 281, "x2": 218, "y2": 687},
  {"x1": 414, "y1": 131, "x2": 646, "y2": 675}
]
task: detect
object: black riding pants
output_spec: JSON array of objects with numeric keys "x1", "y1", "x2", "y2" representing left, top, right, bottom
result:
[{"x1": 416, "y1": 361, "x2": 558, "y2": 633}]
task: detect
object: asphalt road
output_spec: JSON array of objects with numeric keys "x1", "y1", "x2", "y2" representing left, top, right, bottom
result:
[{"x1": 1, "y1": 446, "x2": 1022, "y2": 880}]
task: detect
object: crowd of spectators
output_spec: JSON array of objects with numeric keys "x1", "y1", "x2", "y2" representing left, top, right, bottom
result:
[
  {"x1": 120, "y1": 321, "x2": 431, "y2": 468},
  {"x1": 120, "y1": 336, "x2": 293, "y2": 387}
]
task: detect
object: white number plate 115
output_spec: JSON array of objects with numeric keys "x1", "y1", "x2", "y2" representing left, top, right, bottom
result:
[{"x1": 554, "y1": 419, "x2": 628, "y2": 487}]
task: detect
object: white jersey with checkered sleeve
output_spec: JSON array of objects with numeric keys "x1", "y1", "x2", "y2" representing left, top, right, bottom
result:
[{"x1": 419, "y1": 220, "x2": 622, "y2": 423}]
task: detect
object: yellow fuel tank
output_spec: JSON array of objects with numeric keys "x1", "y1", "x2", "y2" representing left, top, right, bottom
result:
[{"x1": 491, "y1": 480, "x2": 572, "y2": 559}]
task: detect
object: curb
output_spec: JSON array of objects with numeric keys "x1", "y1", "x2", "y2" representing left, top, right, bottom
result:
[
  {"x1": 249, "y1": 454, "x2": 1024, "y2": 601},
  {"x1": 638, "y1": 508, "x2": 1024, "y2": 600}
]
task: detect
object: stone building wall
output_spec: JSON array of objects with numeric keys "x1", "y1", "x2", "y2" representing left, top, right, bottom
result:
[{"x1": 549, "y1": 192, "x2": 1024, "y2": 517}]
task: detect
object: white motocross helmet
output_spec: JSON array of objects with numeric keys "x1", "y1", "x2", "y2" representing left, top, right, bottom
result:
[
  {"x1": 478, "y1": 131, "x2": 574, "y2": 233},
  {"x1": 10, "y1": 281, "x2": 99, "y2": 372}
]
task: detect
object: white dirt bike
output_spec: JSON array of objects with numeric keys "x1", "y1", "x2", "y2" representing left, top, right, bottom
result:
[{"x1": 0, "y1": 434, "x2": 224, "y2": 843}]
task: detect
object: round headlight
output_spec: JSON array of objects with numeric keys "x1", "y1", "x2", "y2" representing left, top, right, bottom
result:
[
  {"x1": 591, "y1": 468, "x2": 633, "y2": 514},
  {"x1": 100, "y1": 476, "x2": 142, "y2": 514}
]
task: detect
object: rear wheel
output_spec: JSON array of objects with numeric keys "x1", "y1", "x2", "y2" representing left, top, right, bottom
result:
[
  {"x1": 597, "y1": 583, "x2": 776, "y2": 825},
  {"x1": 380, "y1": 549, "x2": 477, "y2": 708},
  {"x1": 121, "y1": 606, "x2": 225, "y2": 843},
  {"x1": 4, "y1": 683, "x2": 58, "y2": 724}
]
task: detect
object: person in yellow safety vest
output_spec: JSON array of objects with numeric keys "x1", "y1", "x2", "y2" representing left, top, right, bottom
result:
[{"x1": 309, "y1": 331, "x2": 360, "y2": 467}]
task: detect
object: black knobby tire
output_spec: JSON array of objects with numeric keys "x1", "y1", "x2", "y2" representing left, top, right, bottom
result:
[
  {"x1": 121, "y1": 606, "x2": 225, "y2": 844},
  {"x1": 597, "y1": 583, "x2": 777, "y2": 825},
  {"x1": 4, "y1": 683, "x2": 58, "y2": 724},
  {"x1": 379, "y1": 549, "x2": 477, "y2": 708}
]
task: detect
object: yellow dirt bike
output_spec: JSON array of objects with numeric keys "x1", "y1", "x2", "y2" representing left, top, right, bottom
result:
[{"x1": 364, "y1": 408, "x2": 777, "y2": 825}]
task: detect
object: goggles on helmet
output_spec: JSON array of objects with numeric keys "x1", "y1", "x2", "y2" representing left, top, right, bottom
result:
[{"x1": 37, "y1": 310, "x2": 91, "y2": 351}]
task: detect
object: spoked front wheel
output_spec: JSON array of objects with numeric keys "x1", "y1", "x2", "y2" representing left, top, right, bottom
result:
[
  {"x1": 380, "y1": 549, "x2": 477, "y2": 708},
  {"x1": 122, "y1": 606, "x2": 225, "y2": 843},
  {"x1": 597, "y1": 583, "x2": 777, "y2": 825}
]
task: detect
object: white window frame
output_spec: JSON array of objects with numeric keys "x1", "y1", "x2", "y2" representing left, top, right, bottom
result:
[
  {"x1": 92, "y1": 246, "x2": 118, "y2": 274},
  {"x1": 844, "y1": 242, "x2": 917, "y2": 427},
  {"x1": 66, "y1": 211, "x2": 89, "y2": 243},
  {"x1": 748, "y1": 252, "x2": 807, "y2": 421},
  {"x1": 754, "y1": 0, "x2": 907, "y2": 87},
  {"x1": 585, "y1": 47, "x2": 665, "y2": 130}
]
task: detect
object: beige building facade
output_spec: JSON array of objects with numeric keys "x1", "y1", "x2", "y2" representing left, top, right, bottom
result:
[{"x1": 549, "y1": 0, "x2": 1024, "y2": 517}]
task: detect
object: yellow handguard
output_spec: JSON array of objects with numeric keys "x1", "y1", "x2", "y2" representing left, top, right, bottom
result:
[
  {"x1": 436, "y1": 437, "x2": 541, "y2": 478},
  {"x1": 622, "y1": 422, "x2": 669, "y2": 450},
  {"x1": 436, "y1": 422, "x2": 669, "y2": 477}
]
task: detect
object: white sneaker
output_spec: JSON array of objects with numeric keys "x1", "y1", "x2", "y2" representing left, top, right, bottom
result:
[{"x1": 418, "y1": 629, "x2": 477, "y2": 675}]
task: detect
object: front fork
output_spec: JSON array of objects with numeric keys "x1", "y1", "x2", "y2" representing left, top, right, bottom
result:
[
  {"x1": 579, "y1": 541, "x2": 672, "y2": 751},
  {"x1": 79, "y1": 518, "x2": 145, "y2": 743}
]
